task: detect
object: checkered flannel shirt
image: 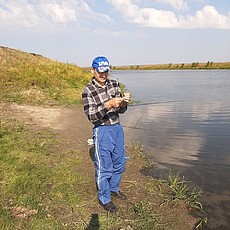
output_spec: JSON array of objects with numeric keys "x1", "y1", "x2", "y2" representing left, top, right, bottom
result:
[{"x1": 82, "y1": 77, "x2": 127, "y2": 126}]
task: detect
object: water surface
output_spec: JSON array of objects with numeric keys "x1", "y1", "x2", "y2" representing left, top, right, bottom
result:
[{"x1": 113, "y1": 70, "x2": 230, "y2": 229}]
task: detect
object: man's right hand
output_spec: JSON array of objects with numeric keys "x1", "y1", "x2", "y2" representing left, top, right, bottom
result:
[{"x1": 105, "y1": 98, "x2": 124, "y2": 109}]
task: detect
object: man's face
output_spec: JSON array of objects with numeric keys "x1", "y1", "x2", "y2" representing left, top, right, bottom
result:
[{"x1": 93, "y1": 69, "x2": 109, "y2": 86}]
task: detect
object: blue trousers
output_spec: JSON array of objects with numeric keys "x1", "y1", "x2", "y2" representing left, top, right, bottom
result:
[{"x1": 93, "y1": 123, "x2": 126, "y2": 205}]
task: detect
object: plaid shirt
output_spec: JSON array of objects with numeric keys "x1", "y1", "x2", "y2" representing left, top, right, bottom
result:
[{"x1": 82, "y1": 77, "x2": 127, "y2": 126}]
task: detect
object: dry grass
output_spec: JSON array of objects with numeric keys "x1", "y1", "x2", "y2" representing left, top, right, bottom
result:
[{"x1": 0, "y1": 46, "x2": 91, "y2": 105}]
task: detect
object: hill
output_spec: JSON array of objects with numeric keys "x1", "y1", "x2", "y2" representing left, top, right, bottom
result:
[{"x1": 0, "y1": 46, "x2": 91, "y2": 105}]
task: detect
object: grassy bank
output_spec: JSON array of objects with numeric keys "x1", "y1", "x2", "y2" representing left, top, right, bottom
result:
[{"x1": 0, "y1": 46, "x2": 91, "y2": 105}]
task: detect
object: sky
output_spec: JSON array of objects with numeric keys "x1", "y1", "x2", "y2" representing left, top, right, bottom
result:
[{"x1": 1, "y1": 0, "x2": 230, "y2": 67}]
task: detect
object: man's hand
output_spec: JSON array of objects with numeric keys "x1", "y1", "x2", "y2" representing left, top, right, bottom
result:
[
  {"x1": 105, "y1": 98, "x2": 124, "y2": 109},
  {"x1": 105, "y1": 93, "x2": 131, "y2": 109},
  {"x1": 120, "y1": 92, "x2": 131, "y2": 108},
  {"x1": 123, "y1": 93, "x2": 131, "y2": 103}
]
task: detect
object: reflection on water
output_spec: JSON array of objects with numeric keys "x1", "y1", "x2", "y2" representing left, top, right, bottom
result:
[
  {"x1": 122, "y1": 104, "x2": 203, "y2": 167},
  {"x1": 115, "y1": 70, "x2": 230, "y2": 230}
]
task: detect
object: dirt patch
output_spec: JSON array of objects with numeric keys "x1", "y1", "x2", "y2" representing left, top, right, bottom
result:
[{"x1": 10, "y1": 104, "x2": 63, "y2": 129}]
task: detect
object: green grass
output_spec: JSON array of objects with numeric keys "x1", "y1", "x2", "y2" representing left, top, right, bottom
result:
[
  {"x1": 0, "y1": 46, "x2": 91, "y2": 105},
  {"x1": 166, "y1": 170, "x2": 204, "y2": 210},
  {"x1": 0, "y1": 117, "x2": 88, "y2": 229},
  {"x1": 159, "y1": 170, "x2": 207, "y2": 229},
  {"x1": 133, "y1": 201, "x2": 160, "y2": 229},
  {"x1": 127, "y1": 142, "x2": 155, "y2": 172}
]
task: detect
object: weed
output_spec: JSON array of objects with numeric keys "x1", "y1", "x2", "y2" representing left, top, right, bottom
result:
[
  {"x1": 195, "y1": 217, "x2": 208, "y2": 229},
  {"x1": 127, "y1": 142, "x2": 155, "y2": 172},
  {"x1": 168, "y1": 171, "x2": 189, "y2": 200},
  {"x1": 166, "y1": 170, "x2": 204, "y2": 211},
  {"x1": 133, "y1": 201, "x2": 159, "y2": 229},
  {"x1": 162, "y1": 170, "x2": 207, "y2": 229}
]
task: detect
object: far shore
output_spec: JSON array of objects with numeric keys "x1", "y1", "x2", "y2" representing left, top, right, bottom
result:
[{"x1": 82, "y1": 61, "x2": 230, "y2": 71}]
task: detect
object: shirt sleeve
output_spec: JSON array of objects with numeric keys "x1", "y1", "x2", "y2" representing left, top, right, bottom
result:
[{"x1": 82, "y1": 88, "x2": 109, "y2": 123}]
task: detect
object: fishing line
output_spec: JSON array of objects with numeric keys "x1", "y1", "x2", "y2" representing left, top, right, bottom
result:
[{"x1": 123, "y1": 99, "x2": 186, "y2": 129}]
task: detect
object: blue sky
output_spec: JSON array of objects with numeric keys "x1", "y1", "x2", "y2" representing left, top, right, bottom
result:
[{"x1": 1, "y1": 0, "x2": 230, "y2": 66}]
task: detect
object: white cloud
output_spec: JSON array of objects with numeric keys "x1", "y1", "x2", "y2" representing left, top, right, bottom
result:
[
  {"x1": 155, "y1": 0, "x2": 188, "y2": 11},
  {"x1": 0, "y1": 0, "x2": 113, "y2": 32},
  {"x1": 0, "y1": 1, "x2": 41, "y2": 29},
  {"x1": 1, "y1": 0, "x2": 229, "y2": 33},
  {"x1": 183, "y1": 5, "x2": 230, "y2": 29},
  {"x1": 108, "y1": 0, "x2": 230, "y2": 29},
  {"x1": 40, "y1": 2, "x2": 77, "y2": 23}
]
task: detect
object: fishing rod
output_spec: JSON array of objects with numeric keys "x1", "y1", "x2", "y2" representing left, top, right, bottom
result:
[{"x1": 129, "y1": 99, "x2": 185, "y2": 107}]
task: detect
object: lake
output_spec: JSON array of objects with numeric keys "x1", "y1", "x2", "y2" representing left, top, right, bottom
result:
[{"x1": 112, "y1": 70, "x2": 230, "y2": 230}]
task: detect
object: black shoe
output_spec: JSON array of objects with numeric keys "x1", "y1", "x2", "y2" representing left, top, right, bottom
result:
[
  {"x1": 99, "y1": 201, "x2": 117, "y2": 213},
  {"x1": 111, "y1": 191, "x2": 127, "y2": 200}
]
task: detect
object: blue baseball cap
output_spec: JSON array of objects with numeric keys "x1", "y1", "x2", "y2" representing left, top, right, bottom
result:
[{"x1": 92, "y1": 56, "x2": 110, "y2": 73}]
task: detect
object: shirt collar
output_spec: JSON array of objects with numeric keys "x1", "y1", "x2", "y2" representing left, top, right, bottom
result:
[{"x1": 92, "y1": 77, "x2": 110, "y2": 88}]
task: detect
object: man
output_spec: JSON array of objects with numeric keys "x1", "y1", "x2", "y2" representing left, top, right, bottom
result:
[{"x1": 82, "y1": 56, "x2": 131, "y2": 213}]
